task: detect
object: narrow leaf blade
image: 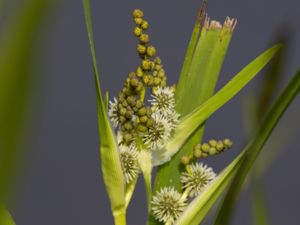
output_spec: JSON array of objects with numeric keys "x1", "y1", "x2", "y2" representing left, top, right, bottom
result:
[{"x1": 83, "y1": 0, "x2": 126, "y2": 216}]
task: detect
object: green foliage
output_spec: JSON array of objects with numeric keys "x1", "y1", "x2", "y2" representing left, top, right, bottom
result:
[
  {"x1": 0, "y1": 206, "x2": 16, "y2": 225},
  {"x1": 83, "y1": 1, "x2": 126, "y2": 224}
]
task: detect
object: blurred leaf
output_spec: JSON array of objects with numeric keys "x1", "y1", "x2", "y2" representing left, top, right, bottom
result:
[
  {"x1": 152, "y1": 45, "x2": 281, "y2": 166},
  {"x1": 155, "y1": 15, "x2": 235, "y2": 192},
  {"x1": 83, "y1": 0, "x2": 126, "y2": 224},
  {"x1": 0, "y1": 0, "x2": 53, "y2": 201},
  {"x1": 214, "y1": 69, "x2": 300, "y2": 225},
  {"x1": 0, "y1": 206, "x2": 16, "y2": 225}
]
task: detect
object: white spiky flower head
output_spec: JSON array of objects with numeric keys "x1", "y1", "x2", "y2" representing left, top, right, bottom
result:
[
  {"x1": 181, "y1": 162, "x2": 216, "y2": 197},
  {"x1": 119, "y1": 144, "x2": 139, "y2": 184},
  {"x1": 143, "y1": 112, "x2": 172, "y2": 151},
  {"x1": 151, "y1": 187, "x2": 187, "y2": 224},
  {"x1": 108, "y1": 98, "x2": 119, "y2": 127},
  {"x1": 166, "y1": 109, "x2": 180, "y2": 130},
  {"x1": 149, "y1": 86, "x2": 175, "y2": 114}
]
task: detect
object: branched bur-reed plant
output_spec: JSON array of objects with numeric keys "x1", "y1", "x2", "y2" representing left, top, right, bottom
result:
[{"x1": 83, "y1": 1, "x2": 300, "y2": 225}]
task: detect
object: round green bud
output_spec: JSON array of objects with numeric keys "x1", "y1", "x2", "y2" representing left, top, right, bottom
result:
[
  {"x1": 135, "y1": 100, "x2": 143, "y2": 109},
  {"x1": 127, "y1": 96, "x2": 136, "y2": 106},
  {"x1": 209, "y1": 147, "x2": 217, "y2": 155},
  {"x1": 146, "y1": 107, "x2": 152, "y2": 116},
  {"x1": 137, "y1": 124, "x2": 148, "y2": 132},
  {"x1": 180, "y1": 155, "x2": 190, "y2": 165},
  {"x1": 132, "y1": 9, "x2": 143, "y2": 18},
  {"x1": 124, "y1": 122, "x2": 133, "y2": 130},
  {"x1": 153, "y1": 71, "x2": 158, "y2": 76},
  {"x1": 139, "y1": 115, "x2": 148, "y2": 123},
  {"x1": 153, "y1": 77, "x2": 161, "y2": 86},
  {"x1": 125, "y1": 110, "x2": 132, "y2": 119},
  {"x1": 160, "y1": 80, "x2": 166, "y2": 87},
  {"x1": 201, "y1": 143, "x2": 210, "y2": 153},
  {"x1": 138, "y1": 107, "x2": 147, "y2": 116},
  {"x1": 154, "y1": 57, "x2": 161, "y2": 64},
  {"x1": 119, "y1": 107, "x2": 127, "y2": 116},
  {"x1": 119, "y1": 116, "x2": 126, "y2": 124},
  {"x1": 130, "y1": 77, "x2": 139, "y2": 87},
  {"x1": 216, "y1": 141, "x2": 224, "y2": 151},
  {"x1": 139, "y1": 33, "x2": 150, "y2": 44},
  {"x1": 209, "y1": 139, "x2": 217, "y2": 147},
  {"x1": 147, "y1": 75, "x2": 153, "y2": 86},
  {"x1": 136, "y1": 67, "x2": 144, "y2": 77},
  {"x1": 194, "y1": 144, "x2": 201, "y2": 151},
  {"x1": 193, "y1": 148, "x2": 202, "y2": 158},
  {"x1": 142, "y1": 75, "x2": 149, "y2": 84},
  {"x1": 223, "y1": 138, "x2": 233, "y2": 148},
  {"x1": 122, "y1": 100, "x2": 128, "y2": 107},
  {"x1": 157, "y1": 69, "x2": 165, "y2": 78},
  {"x1": 146, "y1": 46, "x2": 156, "y2": 57},
  {"x1": 134, "y1": 18, "x2": 143, "y2": 25},
  {"x1": 133, "y1": 27, "x2": 143, "y2": 37},
  {"x1": 154, "y1": 64, "x2": 162, "y2": 71},
  {"x1": 137, "y1": 44, "x2": 146, "y2": 54},
  {"x1": 135, "y1": 82, "x2": 143, "y2": 92},
  {"x1": 141, "y1": 20, "x2": 149, "y2": 30},
  {"x1": 146, "y1": 118, "x2": 154, "y2": 127},
  {"x1": 142, "y1": 60, "x2": 152, "y2": 70}
]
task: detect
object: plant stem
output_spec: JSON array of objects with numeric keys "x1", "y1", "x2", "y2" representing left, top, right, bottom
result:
[{"x1": 113, "y1": 212, "x2": 127, "y2": 225}]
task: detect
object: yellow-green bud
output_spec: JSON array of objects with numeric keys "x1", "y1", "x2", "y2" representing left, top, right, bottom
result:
[
  {"x1": 209, "y1": 139, "x2": 217, "y2": 147},
  {"x1": 201, "y1": 143, "x2": 210, "y2": 153},
  {"x1": 154, "y1": 57, "x2": 161, "y2": 64},
  {"x1": 133, "y1": 27, "x2": 143, "y2": 37},
  {"x1": 124, "y1": 122, "x2": 133, "y2": 130},
  {"x1": 209, "y1": 147, "x2": 217, "y2": 155},
  {"x1": 138, "y1": 107, "x2": 147, "y2": 116},
  {"x1": 146, "y1": 46, "x2": 156, "y2": 57},
  {"x1": 141, "y1": 20, "x2": 149, "y2": 30},
  {"x1": 139, "y1": 33, "x2": 149, "y2": 44},
  {"x1": 119, "y1": 107, "x2": 127, "y2": 116},
  {"x1": 142, "y1": 75, "x2": 149, "y2": 84},
  {"x1": 119, "y1": 116, "x2": 126, "y2": 124},
  {"x1": 142, "y1": 60, "x2": 152, "y2": 70},
  {"x1": 132, "y1": 9, "x2": 143, "y2": 18},
  {"x1": 130, "y1": 77, "x2": 139, "y2": 87},
  {"x1": 136, "y1": 66, "x2": 144, "y2": 77},
  {"x1": 147, "y1": 76, "x2": 153, "y2": 86},
  {"x1": 223, "y1": 138, "x2": 233, "y2": 148},
  {"x1": 137, "y1": 124, "x2": 148, "y2": 132},
  {"x1": 153, "y1": 77, "x2": 161, "y2": 86},
  {"x1": 135, "y1": 100, "x2": 143, "y2": 109},
  {"x1": 157, "y1": 69, "x2": 165, "y2": 78},
  {"x1": 137, "y1": 44, "x2": 146, "y2": 54},
  {"x1": 127, "y1": 96, "x2": 136, "y2": 106},
  {"x1": 134, "y1": 18, "x2": 143, "y2": 25},
  {"x1": 180, "y1": 155, "x2": 190, "y2": 165},
  {"x1": 202, "y1": 152, "x2": 208, "y2": 158},
  {"x1": 216, "y1": 141, "x2": 224, "y2": 151},
  {"x1": 124, "y1": 132, "x2": 133, "y2": 143},
  {"x1": 139, "y1": 115, "x2": 148, "y2": 123},
  {"x1": 193, "y1": 148, "x2": 202, "y2": 158},
  {"x1": 125, "y1": 110, "x2": 132, "y2": 119},
  {"x1": 146, "y1": 118, "x2": 154, "y2": 127}
]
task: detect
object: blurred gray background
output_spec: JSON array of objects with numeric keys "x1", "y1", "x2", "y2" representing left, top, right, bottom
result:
[{"x1": 11, "y1": 0, "x2": 300, "y2": 224}]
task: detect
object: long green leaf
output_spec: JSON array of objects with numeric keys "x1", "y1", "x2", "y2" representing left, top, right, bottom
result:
[
  {"x1": 83, "y1": 1, "x2": 126, "y2": 223},
  {"x1": 214, "y1": 69, "x2": 300, "y2": 225},
  {"x1": 175, "y1": 69, "x2": 299, "y2": 225},
  {"x1": 152, "y1": 44, "x2": 281, "y2": 166},
  {"x1": 155, "y1": 17, "x2": 235, "y2": 192},
  {"x1": 0, "y1": 206, "x2": 16, "y2": 225},
  {"x1": 0, "y1": 0, "x2": 53, "y2": 201}
]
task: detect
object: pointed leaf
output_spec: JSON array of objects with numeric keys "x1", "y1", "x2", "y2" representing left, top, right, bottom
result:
[
  {"x1": 83, "y1": 0, "x2": 126, "y2": 218},
  {"x1": 0, "y1": 206, "x2": 16, "y2": 225}
]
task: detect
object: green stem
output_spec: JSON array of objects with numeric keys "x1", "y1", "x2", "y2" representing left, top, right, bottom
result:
[
  {"x1": 142, "y1": 169, "x2": 152, "y2": 212},
  {"x1": 113, "y1": 211, "x2": 127, "y2": 225}
]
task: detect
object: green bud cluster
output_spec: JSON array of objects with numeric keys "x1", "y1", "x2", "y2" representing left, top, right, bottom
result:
[
  {"x1": 112, "y1": 9, "x2": 170, "y2": 145},
  {"x1": 180, "y1": 138, "x2": 233, "y2": 165},
  {"x1": 132, "y1": 9, "x2": 167, "y2": 91}
]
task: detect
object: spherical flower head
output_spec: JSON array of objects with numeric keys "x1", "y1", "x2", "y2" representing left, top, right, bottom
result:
[
  {"x1": 119, "y1": 144, "x2": 139, "y2": 184},
  {"x1": 143, "y1": 112, "x2": 172, "y2": 151},
  {"x1": 181, "y1": 163, "x2": 216, "y2": 197},
  {"x1": 151, "y1": 187, "x2": 187, "y2": 224},
  {"x1": 149, "y1": 86, "x2": 176, "y2": 114},
  {"x1": 108, "y1": 98, "x2": 119, "y2": 127}
]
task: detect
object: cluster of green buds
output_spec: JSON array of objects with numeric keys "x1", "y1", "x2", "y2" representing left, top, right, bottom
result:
[
  {"x1": 108, "y1": 9, "x2": 181, "y2": 191},
  {"x1": 180, "y1": 138, "x2": 233, "y2": 165}
]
